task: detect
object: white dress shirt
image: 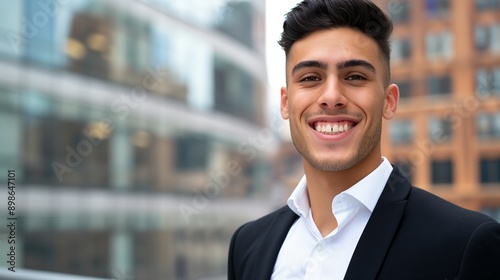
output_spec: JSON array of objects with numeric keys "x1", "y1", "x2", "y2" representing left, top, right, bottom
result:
[{"x1": 271, "y1": 158, "x2": 393, "y2": 280}]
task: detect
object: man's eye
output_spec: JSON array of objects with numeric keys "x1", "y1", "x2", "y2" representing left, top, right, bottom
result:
[
  {"x1": 301, "y1": 76, "x2": 320, "y2": 82},
  {"x1": 346, "y1": 75, "x2": 366, "y2": 81}
]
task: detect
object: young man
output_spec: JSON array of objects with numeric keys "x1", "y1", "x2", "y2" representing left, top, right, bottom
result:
[{"x1": 228, "y1": 0, "x2": 500, "y2": 279}]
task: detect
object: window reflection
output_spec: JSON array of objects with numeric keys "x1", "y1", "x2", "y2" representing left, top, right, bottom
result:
[
  {"x1": 428, "y1": 74, "x2": 451, "y2": 96},
  {"x1": 480, "y1": 158, "x2": 500, "y2": 184},
  {"x1": 390, "y1": 119, "x2": 414, "y2": 145},
  {"x1": 475, "y1": 24, "x2": 500, "y2": 54},
  {"x1": 476, "y1": 112, "x2": 500, "y2": 140},
  {"x1": 431, "y1": 159, "x2": 453, "y2": 185},
  {"x1": 391, "y1": 37, "x2": 412, "y2": 62},
  {"x1": 426, "y1": 31, "x2": 453, "y2": 60},
  {"x1": 428, "y1": 117, "x2": 453, "y2": 142},
  {"x1": 425, "y1": 0, "x2": 450, "y2": 18}
]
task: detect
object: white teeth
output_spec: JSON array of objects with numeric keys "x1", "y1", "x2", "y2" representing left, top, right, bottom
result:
[{"x1": 314, "y1": 123, "x2": 353, "y2": 134}]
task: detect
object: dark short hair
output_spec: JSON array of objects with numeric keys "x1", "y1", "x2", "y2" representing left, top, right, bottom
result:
[{"x1": 278, "y1": 0, "x2": 393, "y2": 85}]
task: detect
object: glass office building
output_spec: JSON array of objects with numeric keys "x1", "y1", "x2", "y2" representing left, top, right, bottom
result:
[{"x1": 0, "y1": 0, "x2": 274, "y2": 279}]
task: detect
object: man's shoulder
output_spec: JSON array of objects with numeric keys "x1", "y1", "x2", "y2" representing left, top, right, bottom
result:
[
  {"x1": 386, "y1": 167, "x2": 494, "y2": 226},
  {"x1": 235, "y1": 205, "x2": 297, "y2": 237},
  {"x1": 407, "y1": 186, "x2": 494, "y2": 226},
  {"x1": 228, "y1": 206, "x2": 299, "y2": 279}
]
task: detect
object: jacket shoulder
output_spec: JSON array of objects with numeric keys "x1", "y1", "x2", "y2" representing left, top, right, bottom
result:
[
  {"x1": 228, "y1": 206, "x2": 298, "y2": 280},
  {"x1": 235, "y1": 206, "x2": 293, "y2": 237},
  {"x1": 408, "y1": 186, "x2": 493, "y2": 226}
]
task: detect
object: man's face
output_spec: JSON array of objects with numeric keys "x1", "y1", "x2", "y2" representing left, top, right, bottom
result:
[{"x1": 281, "y1": 28, "x2": 398, "y2": 172}]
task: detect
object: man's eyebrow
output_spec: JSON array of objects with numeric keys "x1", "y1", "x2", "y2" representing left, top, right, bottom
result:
[
  {"x1": 337, "y1": 59, "x2": 376, "y2": 74},
  {"x1": 291, "y1": 60, "x2": 328, "y2": 75},
  {"x1": 290, "y1": 59, "x2": 376, "y2": 76}
]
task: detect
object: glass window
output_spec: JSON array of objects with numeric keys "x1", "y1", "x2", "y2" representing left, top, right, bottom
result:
[
  {"x1": 388, "y1": 0, "x2": 411, "y2": 23},
  {"x1": 0, "y1": 111, "x2": 21, "y2": 180},
  {"x1": 493, "y1": 114, "x2": 500, "y2": 137},
  {"x1": 216, "y1": 2, "x2": 254, "y2": 49},
  {"x1": 476, "y1": 67, "x2": 500, "y2": 98},
  {"x1": 480, "y1": 158, "x2": 500, "y2": 184},
  {"x1": 426, "y1": 33, "x2": 439, "y2": 57},
  {"x1": 23, "y1": 116, "x2": 58, "y2": 184},
  {"x1": 214, "y1": 55, "x2": 257, "y2": 122},
  {"x1": 476, "y1": 112, "x2": 500, "y2": 139},
  {"x1": 24, "y1": 231, "x2": 111, "y2": 277},
  {"x1": 175, "y1": 134, "x2": 210, "y2": 171},
  {"x1": 493, "y1": 68, "x2": 500, "y2": 94},
  {"x1": 0, "y1": 1, "x2": 24, "y2": 59},
  {"x1": 476, "y1": 0, "x2": 500, "y2": 10},
  {"x1": 428, "y1": 75, "x2": 451, "y2": 95},
  {"x1": 431, "y1": 159, "x2": 453, "y2": 185},
  {"x1": 397, "y1": 80, "x2": 412, "y2": 99},
  {"x1": 482, "y1": 207, "x2": 500, "y2": 222},
  {"x1": 442, "y1": 32, "x2": 454, "y2": 59},
  {"x1": 476, "y1": 113, "x2": 491, "y2": 139},
  {"x1": 426, "y1": 31, "x2": 453, "y2": 60},
  {"x1": 132, "y1": 130, "x2": 156, "y2": 189},
  {"x1": 24, "y1": 0, "x2": 61, "y2": 68},
  {"x1": 475, "y1": 25, "x2": 490, "y2": 51},
  {"x1": 428, "y1": 117, "x2": 452, "y2": 142},
  {"x1": 491, "y1": 25, "x2": 500, "y2": 53},
  {"x1": 23, "y1": 115, "x2": 111, "y2": 187},
  {"x1": 66, "y1": 13, "x2": 113, "y2": 80},
  {"x1": 475, "y1": 24, "x2": 500, "y2": 53},
  {"x1": 23, "y1": 90, "x2": 54, "y2": 117},
  {"x1": 390, "y1": 119, "x2": 414, "y2": 145},
  {"x1": 476, "y1": 68, "x2": 491, "y2": 97},
  {"x1": 392, "y1": 38, "x2": 412, "y2": 61},
  {"x1": 0, "y1": 87, "x2": 21, "y2": 111},
  {"x1": 426, "y1": 0, "x2": 450, "y2": 18}
]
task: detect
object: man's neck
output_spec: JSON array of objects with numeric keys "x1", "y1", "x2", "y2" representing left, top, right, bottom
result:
[{"x1": 303, "y1": 153, "x2": 383, "y2": 237}]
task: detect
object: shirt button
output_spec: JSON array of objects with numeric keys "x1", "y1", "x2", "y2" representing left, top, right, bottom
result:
[{"x1": 317, "y1": 242, "x2": 325, "y2": 251}]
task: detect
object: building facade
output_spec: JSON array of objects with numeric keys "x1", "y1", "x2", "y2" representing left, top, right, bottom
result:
[
  {"x1": 375, "y1": 0, "x2": 500, "y2": 220},
  {"x1": 0, "y1": 0, "x2": 274, "y2": 279}
]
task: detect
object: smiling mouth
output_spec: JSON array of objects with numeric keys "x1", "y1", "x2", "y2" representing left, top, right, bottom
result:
[{"x1": 312, "y1": 121, "x2": 357, "y2": 135}]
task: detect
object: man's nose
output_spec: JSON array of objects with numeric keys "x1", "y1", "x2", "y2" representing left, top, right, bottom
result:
[{"x1": 317, "y1": 78, "x2": 347, "y2": 109}]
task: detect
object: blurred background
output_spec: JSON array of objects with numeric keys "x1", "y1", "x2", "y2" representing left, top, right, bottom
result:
[{"x1": 0, "y1": 0, "x2": 499, "y2": 279}]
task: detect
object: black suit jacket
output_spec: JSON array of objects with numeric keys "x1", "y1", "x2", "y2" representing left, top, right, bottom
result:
[{"x1": 228, "y1": 168, "x2": 500, "y2": 280}]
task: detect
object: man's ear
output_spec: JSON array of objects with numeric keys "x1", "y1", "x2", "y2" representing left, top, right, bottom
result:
[
  {"x1": 280, "y1": 87, "x2": 289, "y2": 120},
  {"x1": 383, "y1": 84, "x2": 399, "y2": 120}
]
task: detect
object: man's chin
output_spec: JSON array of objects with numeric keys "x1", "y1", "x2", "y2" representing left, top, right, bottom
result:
[{"x1": 306, "y1": 156, "x2": 357, "y2": 172}]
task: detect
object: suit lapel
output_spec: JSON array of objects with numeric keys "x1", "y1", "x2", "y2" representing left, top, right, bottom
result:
[
  {"x1": 251, "y1": 206, "x2": 298, "y2": 280},
  {"x1": 344, "y1": 167, "x2": 411, "y2": 280}
]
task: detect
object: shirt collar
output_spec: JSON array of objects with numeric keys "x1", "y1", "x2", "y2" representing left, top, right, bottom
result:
[
  {"x1": 343, "y1": 157, "x2": 393, "y2": 212},
  {"x1": 287, "y1": 175, "x2": 310, "y2": 218},
  {"x1": 287, "y1": 157, "x2": 393, "y2": 217}
]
